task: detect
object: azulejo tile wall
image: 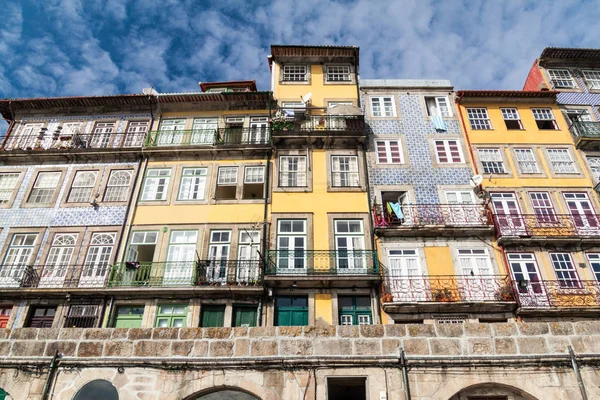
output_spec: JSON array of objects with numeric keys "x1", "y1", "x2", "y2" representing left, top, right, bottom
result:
[{"x1": 362, "y1": 93, "x2": 475, "y2": 204}]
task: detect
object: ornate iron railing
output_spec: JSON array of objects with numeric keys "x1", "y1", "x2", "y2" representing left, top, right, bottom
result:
[
  {"x1": 570, "y1": 121, "x2": 600, "y2": 138},
  {"x1": 493, "y1": 214, "x2": 600, "y2": 238},
  {"x1": 381, "y1": 275, "x2": 514, "y2": 303},
  {"x1": 512, "y1": 279, "x2": 600, "y2": 308},
  {"x1": 145, "y1": 128, "x2": 270, "y2": 147},
  {"x1": 265, "y1": 250, "x2": 379, "y2": 276},
  {"x1": 373, "y1": 204, "x2": 491, "y2": 228},
  {"x1": 1, "y1": 132, "x2": 146, "y2": 151},
  {"x1": 109, "y1": 260, "x2": 262, "y2": 287},
  {"x1": 272, "y1": 115, "x2": 365, "y2": 132},
  {"x1": 0, "y1": 264, "x2": 109, "y2": 289}
]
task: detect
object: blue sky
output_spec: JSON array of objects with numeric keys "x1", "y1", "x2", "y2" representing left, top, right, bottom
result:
[{"x1": 1, "y1": 0, "x2": 600, "y2": 132}]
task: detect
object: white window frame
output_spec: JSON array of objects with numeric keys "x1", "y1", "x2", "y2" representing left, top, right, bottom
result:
[
  {"x1": 279, "y1": 156, "x2": 307, "y2": 187},
  {"x1": 501, "y1": 108, "x2": 523, "y2": 129},
  {"x1": 2, "y1": 233, "x2": 37, "y2": 266},
  {"x1": 387, "y1": 249, "x2": 421, "y2": 277},
  {"x1": 586, "y1": 253, "x2": 600, "y2": 281},
  {"x1": 67, "y1": 170, "x2": 98, "y2": 203},
  {"x1": 104, "y1": 170, "x2": 133, "y2": 202},
  {"x1": 434, "y1": 140, "x2": 464, "y2": 164},
  {"x1": 375, "y1": 140, "x2": 403, "y2": 164},
  {"x1": 244, "y1": 166, "x2": 265, "y2": 184},
  {"x1": 282, "y1": 64, "x2": 307, "y2": 82},
  {"x1": 548, "y1": 69, "x2": 576, "y2": 89},
  {"x1": 514, "y1": 148, "x2": 539, "y2": 174},
  {"x1": 124, "y1": 121, "x2": 148, "y2": 147},
  {"x1": 28, "y1": 171, "x2": 61, "y2": 204},
  {"x1": 547, "y1": 149, "x2": 577, "y2": 174},
  {"x1": 0, "y1": 172, "x2": 20, "y2": 203},
  {"x1": 582, "y1": 70, "x2": 600, "y2": 90},
  {"x1": 466, "y1": 108, "x2": 492, "y2": 130},
  {"x1": 217, "y1": 167, "x2": 238, "y2": 185},
  {"x1": 532, "y1": 108, "x2": 558, "y2": 130},
  {"x1": 331, "y1": 156, "x2": 360, "y2": 187},
  {"x1": 425, "y1": 96, "x2": 452, "y2": 117},
  {"x1": 178, "y1": 167, "x2": 207, "y2": 201},
  {"x1": 457, "y1": 249, "x2": 493, "y2": 276},
  {"x1": 326, "y1": 65, "x2": 351, "y2": 82},
  {"x1": 140, "y1": 169, "x2": 171, "y2": 201},
  {"x1": 276, "y1": 220, "x2": 307, "y2": 270},
  {"x1": 587, "y1": 157, "x2": 600, "y2": 181},
  {"x1": 550, "y1": 252, "x2": 579, "y2": 287},
  {"x1": 478, "y1": 149, "x2": 506, "y2": 174},
  {"x1": 370, "y1": 96, "x2": 395, "y2": 117}
]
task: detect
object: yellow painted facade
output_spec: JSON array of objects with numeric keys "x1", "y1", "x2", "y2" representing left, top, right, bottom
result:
[
  {"x1": 314, "y1": 293, "x2": 333, "y2": 325},
  {"x1": 423, "y1": 246, "x2": 455, "y2": 275}
]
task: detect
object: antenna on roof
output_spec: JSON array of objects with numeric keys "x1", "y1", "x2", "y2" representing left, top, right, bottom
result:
[{"x1": 300, "y1": 92, "x2": 312, "y2": 105}]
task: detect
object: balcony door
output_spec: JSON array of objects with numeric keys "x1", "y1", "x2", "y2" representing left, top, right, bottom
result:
[
  {"x1": 444, "y1": 190, "x2": 476, "y2": 225},
  {"x1": 491, "y1": 192, "x2": 525, "y2": 235},
  {"x1": 563, "y1": 192, "x2": 599, "y2": 234},
  {"x1": 0, "y1": 234, "x2": 37, "y2": 288},
  {"x1": 237, "y1": 230, "x2": 260, "y2": 282},
  {"x1": 80, "y1": 233, "x2": 115, "y2": 287},
  {"x1": 165, "y1": 231, "x2": 197, "y2": 285},
  {"x1": 192, "y1": 118, "x2": 217, "y2": 145},
  {"x1": 387, "y1": 249, "x2": 425, "y2": 301},
  {"x1": 207, "y1": 231, "x2": 231, "y2": 283},
  {"x1": 249, "y1": 117, "x2": 269, "y2": 144},
  {"x1": 457, "y1": 249, "x2": 494, "y2": 301},
  {"x1": 39, "y1": 233, "x2": 77, "y2": 288},
  {"x1": 507, "y1": 253, "x2": 548, "y2": 308},
  {"x1": 91, "y1": 122, "x2": 114, "y2": 148},
  {"x1": 158, "y1": 119, "x2": 186, "y2": 146},
  {"x1": 335, "y1": 220, "x2": 366, "y2": 273},
  {"x1": 276, "y1": 220, "x2": 306, "y2": 272}
]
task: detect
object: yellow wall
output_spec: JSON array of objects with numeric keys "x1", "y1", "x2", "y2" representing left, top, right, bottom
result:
[
  {"x1": 314, "y1": 293, "x2": 332, "y2": 326},
  {"x1": 273, "y1": 64, "x2": 358, "y2": 108},
  {"x1": 423, "y1": 247, "x2": 455, "y2": 275}
]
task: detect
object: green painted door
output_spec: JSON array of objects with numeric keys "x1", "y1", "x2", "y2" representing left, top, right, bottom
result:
[
  {"x1": 0, "y1": 388, "x2": 7, "y2": 400},
  {"x1": 201, "y1": 305, "x2": 225, "y2": 327},
  {"x1": 113, "y1": 305, "x2": 144, "y2": 328},
  {"x1": 338, "y1": 296, "x2": 372, "y2": 325},
  {"x1": 232, "y1": 305, "x2": 257, "y2": 327},
  {"x1": 275, "y1": 296, "x2": 308, "y2": 326}
]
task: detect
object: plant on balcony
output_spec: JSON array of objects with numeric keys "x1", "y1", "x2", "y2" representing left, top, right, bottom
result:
[
  {"x1": 381, "y1": 293, "x2": 394, "y2": 302},
  {"x1": 495, "y1": 283, "x2": 515, "y2": 301},
  {"x1": 432, "y1": 288, "x2": 454, "y2": 302},
  {"x1": 272, "y1": 119, "x2": 295, "y2": 131}
]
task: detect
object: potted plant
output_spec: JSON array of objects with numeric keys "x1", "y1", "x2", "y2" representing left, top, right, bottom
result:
[
  {"x1": 432, "y1": 288, "x2": 454, "y2": 302},
  {"x1": 495, "y1": 283, "x2": 515, "y2": 301},
  {"x1": 381, "y1": 293, "x2": 393, "y2": 303}
]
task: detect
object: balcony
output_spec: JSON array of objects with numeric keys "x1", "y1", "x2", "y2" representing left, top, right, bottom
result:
[
  {"x1": 271, "y1": 114, "x2": 365, "y2": 147},
  {"x1": 264, "y1": 250, "x2": 380, "y2": 288},
  {"x1": 372, "y1": 204, "x2": 493, "y2": 237},
  {"x1": 493, "y1": 214, "x2": 600, "y2": 244},
  {"x1": 514, "y1": 279, "x2": 600, "y2": 316},
  {"x1": 1, "y1": 132, "x2": 146, "y2": 152},
  {"x1": 570, "y1": 121, "x2": 600, "y2": 150},
  {"x1": 108, "y1": 260, "x2": 263, "y2": 289},
  {"x1": 381, "y1": 275, "x2": 516, "y2": 318},
  {"x1": 145, "y1": 128, "x2": 270, "y2": 147},
  {"x1": 0, "y1": 264, "x2": 110, "y2": 290}
]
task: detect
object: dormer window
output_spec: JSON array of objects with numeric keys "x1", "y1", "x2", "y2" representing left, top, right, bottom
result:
[
  {"x1": 282, "y1": 65, "x2": 307, "y2": 82},
  {"x1": 548, "y1": 69, "x2": 576, "y2": 88}
]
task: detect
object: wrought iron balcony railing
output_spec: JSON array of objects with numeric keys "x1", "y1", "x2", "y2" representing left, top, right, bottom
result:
[
  {"x1": 109, "y1": 260, "x2": 262, "y2": 287},
  {"x1": 145, "y1": 128, "x2": 270, "y2": 147},
  {"x1": 265, "y1": 250, "x2": 379, "y2": 276},
  {"x1": 381, "y1": 275, "x2": 514, "y2": 303},
  {"x1": 513, "y1": 279, "x2": 600, "y2": 309},
  {"x1": 272, "y1": 115, "x2": 365, "y2": 133},
  {"x1": 0, "y1": 264, "x2": 110, "y2": 289},
  {"x1": 373, "y1": 204, "x2": 491, "y2": 228},
  {"x1": 493, "y1": 214, "x2": 600, "y2": 239},
  {"x1": 1, "y1": 132, "x2": 146, "y2": 151},
  {"x1": 570, "y1": 121, "x2": 600, "y2": 139}
]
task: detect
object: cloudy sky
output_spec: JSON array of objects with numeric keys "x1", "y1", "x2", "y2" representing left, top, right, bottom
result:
[{"x1": 1, "y1": 0, "x2": 600, "y2": 131}]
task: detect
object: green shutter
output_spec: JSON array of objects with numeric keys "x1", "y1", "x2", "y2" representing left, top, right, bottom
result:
[
  {"x1": 113, "y1": 306, "x2": 144, "y2": 328},
  {"x1": 0, "y1": 389, "x2": 7, "y2": 400},
  {"x1": 338, "y1": 296, "x2": 372, "y2": 326},
  {"x1": 275, "y1": 296, "x2": 308, "y2": 326},
  {"x1": 233, "y1": 305, "x2": 257, "y2": 327},
  {"x1": 201, "y1": 305, "x2": 225, "y2": 327}
]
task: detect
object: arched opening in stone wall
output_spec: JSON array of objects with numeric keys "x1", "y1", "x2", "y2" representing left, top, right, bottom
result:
[
  {"x1": 448, "y1": 382, "x2": 539, "y2": 400},
  {"x1": 73, "y1": 379, "x2": 119, "y2": 400},
  {"x1": 190, "y1": 388, "x2": 262, "y2": 400}
]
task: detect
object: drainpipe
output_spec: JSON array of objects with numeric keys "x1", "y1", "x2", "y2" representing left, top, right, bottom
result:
[
  {"x1": 41, "y1": 350, "x2": 60, "y2": 400},
  {"x1": 455, "y1": 92, "x2": 477, "y2": 175},
  {"x1": 1, "y1": 119, "x2": 15, "y2": 148},
  {"x1": 569, "y1": 346, "x2": 589, "y2": 400},
  {"x1": 400, "y1": 348, "x2": 412, "y2": 400}
]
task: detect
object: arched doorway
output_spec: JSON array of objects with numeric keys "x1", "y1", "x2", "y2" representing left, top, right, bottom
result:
[
  {"x1": 449, "y1": 383, "x2": 538, "y2": 400},
  {"x1": 193, "y1": 389, "x2": 261, "y2": 400},
  {"x1": 73, "y1": 379, "x2": 118, "y2": 400}
]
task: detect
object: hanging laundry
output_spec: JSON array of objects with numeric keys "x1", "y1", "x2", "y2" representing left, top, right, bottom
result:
[
  {"x1": 431, "y1": 115, "x2": 447, "y2": 131},
  {"x1": 389, "y1": 202, "x2": 404, "y2": 219}
]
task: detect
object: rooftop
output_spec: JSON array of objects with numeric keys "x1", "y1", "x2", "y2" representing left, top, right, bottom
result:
[
  {"x1": 456, "y1": 90, "x2": 557, "y2": 101},
  {"x1": 540, "y1": 47, "x2": 600, "y2": 61},
  {"x1": 360, "y1": 79, "x2": 453, "y2": 89},
  {"x1": 269, "y1": 44, "x2": 359, "y2": 65}
]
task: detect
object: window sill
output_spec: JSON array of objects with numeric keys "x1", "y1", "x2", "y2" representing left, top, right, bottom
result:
[
  {"x1": 273, "y1": 186, "x2": 312, "y2": 193},
  {"x1": 327, "y1": 186, "x2": 366, "y2": 193}
]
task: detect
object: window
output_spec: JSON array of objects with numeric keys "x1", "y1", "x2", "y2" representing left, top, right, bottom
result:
[
  {"x1": 73, "y1": 380, "x2": 118, "y2": 400},
  {"x1": 530, "y1": 192, "x2": 556, "y2": 222},
  {"x1": 583, "y1": 70, "x2": 600, "y2": 90},
  {"x1": 550, "y1": 253, "x2": 579, "y2": 288},
  {"x1": 232, "y1": 305, "x2": 257, "y2": 327},
  {"x1": 41, "y1": 233, "x2": 77, "y2": 287},
  {"x1": 104, "y1": 170, "x2": 132, "y2": 202},
  {"x1": 327, "y1": 377, "x2": 366, "y2": 400},
  {"x1": 207, "y1": 230, "x2": 231, "y2": 282},
  {"x1": 157, "y1": 119, "x2": 186, "y2": 146},
  {"x1": 588, "y1": 157, "x2": 600, "y2": 181},
  {"x1": 155, "y1": 304, "x2": 187, "y2": 327},
  {"x1": 243, "y1": 166, "x2": 265, "y2": 199},
  {"x1": 326, "y1": 65, "x2": 351, "y2": 82},
  {"x1": 140, "y1": 169, "x2": 170, "y2": 201},
  {"x1": 14, "y1": 123, "x2": 43, "y2": 149},
  {"x1": 28, "y1": 171, "x2": 61, "y2": 204},
  {"x1": 478, "y1": 149, "x2": 506, "y2": 174},
  {"x1": 127, "y1": 231, "x2": 158, "y2": 263},
  {"x1": 282, "y1": 65, "x2": 307, "y2": 82},
  {"x1": 0, "y1": 306, "x2": 11, "y2": 328},
  {"x1": 501, "y1": 108, "x2": 523, "y2": 129},
  {"x1": 215, "y1": 166, "x2": 238, "y2": 200},
  {"x1": 2, "y1": 233, "x2": 37, "y2": 266},
  {"x1": 191, "y1": 118, "x2": 217, "y2": 144},
  {"x1": 466, "y1": 108, "x2": 492, "y2": 130},
  {"x1": 375, "y1": 140, "x2": 403, "y2": 164},
  {"x1": 164, "y1": 231, "x2": 197, "y2": 285},
  {"x1": 328, "y1": 101, "x2": 353, "y2": 108},
  {"x1": 425, "y1": 96, "x2": 452, "y2": 117},
  {"x1": 388, "y1": 249, "x2": 421, "y2": 277},
  {"x1": 113, "y1": 305, "x2": 144, "y2": 328},
  {"x1": 547, "y1": 149, "x2": 577, "y2": 174},
  {"x1": 25, "y1": 306, "x2": 56, "y2": 328},
  {"x1": 338, "y1": 296, "x2": 371, "y2": 325},
  {"x1": 331, "y1": 156, "x2": 359, "y2": 187},
  {"x1": 334, "y1": 220, "x2": 365, "y2": 271},
  {"x1": 275, "y1": 296, "x2": 308, "y2": 326},
  {"x1": 457, "y1": 249, "x2": 492, "y2": 276},
  {"x1": 200, "y1": 305, "x2": 225, "y2": 327},
  {"x1": 370, "y1": 96, "x2": 395, "y2": 117},
  {"x1": 532, "y1": 108, "x2": 558, "y2": 130},
  {"x1": 64, "y1": 305, "x2": 99, "y2": 328},
  {"x1": 0, "y1": 173, "x2": 19, "y2": 203},
  {"x1": 124, "y1": 121, "x2": 148, "y2": 147},
  {"x1": 435, "y1": 140, "x2": 463, "y2": 163},
  {"x1": 178, "y1": 168, "x2": 207, "y2": 201},
  {"x1": 586, "y1": 253, "x2": 600, "y2": 281},
  {"x1": 548, "y1": 69, "x2": 576, "y2": 88},
  {"x1": 279, "y1": 156, "x2": 307, "y2": 187},
  {"x1": 67, "y1": 170, "x2": 97, "y2": 203},
  {"x1": 249, "y1": 117, "x2": 269, "y2": 144},
  {"x1": 81, "y1": 233, "x2": 115, "y2": 287},
  {"x1": 514, "y1": 148, "x2": 539, "y2": 174},
  {"x1": 276, "y1": 220, "x2": 307, "y2": 270},
  {"x1": 91, "y1": 122, "x2": 114, "y2": 148}
]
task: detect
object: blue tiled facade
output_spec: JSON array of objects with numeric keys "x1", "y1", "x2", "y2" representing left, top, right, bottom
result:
[
  {"x1": 554, "y1": 71, "x2": 600, "y2": 120},
  {"x1": 361, "y1": 89, "x2": 475, "y2": 204}
]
